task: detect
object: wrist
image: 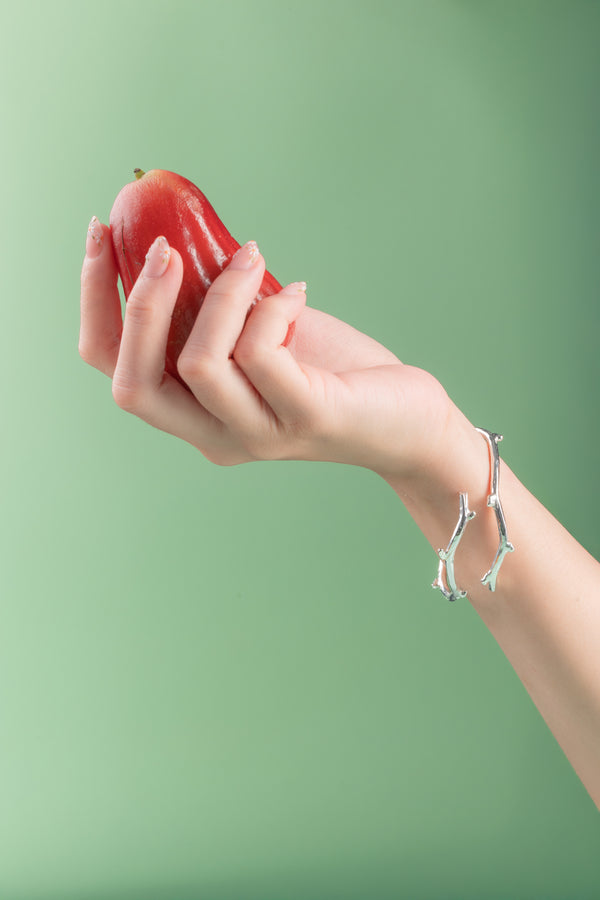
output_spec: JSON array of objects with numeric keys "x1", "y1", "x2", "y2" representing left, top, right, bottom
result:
[
  {"x1": 380, "y1": 403, "x2": 508, "y2": 602},
  {"x1": 380, "y1": 402, "x2": 488, "y2": 506}
]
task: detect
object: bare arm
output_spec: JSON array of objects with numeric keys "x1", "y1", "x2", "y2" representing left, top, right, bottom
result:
[
  {"x1": 81, "y1": 222, "x2": 600, "y2": 808},
  {"x1": 384, "y1": 407, "x2": 600, "y2": 808}
]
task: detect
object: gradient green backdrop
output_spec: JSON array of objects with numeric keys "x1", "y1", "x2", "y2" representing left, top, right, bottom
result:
[{"x1": 2, "y1": 1, "x2": 599, "y2": 897}]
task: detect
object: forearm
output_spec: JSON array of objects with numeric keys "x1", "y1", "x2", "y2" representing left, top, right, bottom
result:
[
  {"x1": 384, "y1": 404, "x2": 600, "y2": 809},
  {"x1": 82, "y1": 221, "x2": 600, "y2": 802}
]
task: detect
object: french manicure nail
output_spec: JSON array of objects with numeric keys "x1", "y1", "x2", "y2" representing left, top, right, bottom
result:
[
  {"x1": 231, "y1": 240, "x2": 260, "y2": 270},
  {"x1": 281, "y1": 281, "x2": 307, "y2": 295},
  {"x1": 86, "y1": 216, "x2": 104, "y2": 259},
  {"x1": 144, "y1": 236, "x2": 171, "y2": 278}
]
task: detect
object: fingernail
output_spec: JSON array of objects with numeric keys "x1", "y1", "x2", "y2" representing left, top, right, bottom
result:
[
  {"x1": 230, "y1": 240, "x2": 260, "y2": 270},
  {"x1": 144, "y1": 236, "x2": 171, "y2": 278},
  {"x1": 281, "y1": 281, "x2": 307, "y2": 295},
  {"x1": 86, "y1": 216, "x2": 104, "y2": 259}
]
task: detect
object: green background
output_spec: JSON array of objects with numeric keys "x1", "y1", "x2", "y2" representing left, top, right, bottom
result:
[{"x1": 2, "y1": 0, "x2": 599, "y2": 897}]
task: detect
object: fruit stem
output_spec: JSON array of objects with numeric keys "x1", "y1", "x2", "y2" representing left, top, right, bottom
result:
[{"x1": 134, "y1": 168, "x2": 145, "y2": 180}]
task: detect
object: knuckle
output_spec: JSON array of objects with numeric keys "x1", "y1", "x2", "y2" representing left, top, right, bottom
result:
[
  {"x1": 79, "y1": 334, "x2": 120, "y2": 376},
  {"x1": 111, "y1": 374, "x2": 149, "y2": 414},
  {"x1": 79, "y1": 342, "x2": 111, "y2": 377},
  {"x1": 204, "y1": 281, "x2": 240, "y2": 311},
  {"x1": 78, "y1": 339, "x2": 97, "y2": 368},
  {"x1": 205, "y1": 282, "x2": 232, "y2": 302},
  {"x1": 233, "y1": 330, "x2": 269, "y2": 373},
  {"x1": 125, "y1": 290, "x2": 157, "y2": 327},
  {"x1": 231, "y1": 336, "x2": 256, "y2": 370},
  {"x1": 176, "y1": 349, "x2": 219, "y2": 387}
]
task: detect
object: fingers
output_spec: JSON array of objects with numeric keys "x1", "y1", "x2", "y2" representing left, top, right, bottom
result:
[
  {"x1": 287, "y1": 306, "x2": 402, "y2": 372},
  {"x1": 177, "y1": 241, "x2": 274, "y2": 429},
  {"x1": 81, "y1": 219, "x2": 342, "y2": 464},
  {"x1": 233, "y1": 283, "x2": 316, "y2": 424},
  {"x1": 108, "y1": 234, "x2": 228, "y2": 448},
  {"x1": 177, "y1": 243, "x2": 330, "y2": 451},
  {"x1": 182, "y1": 241, "x2": 266, "y2": 361},
  {"x1": 111, "y1": 236, "x2": 183, "y2": 405},
  {"x1": 181, "y1": 253, "x2": 335, "y2": 448},
  {"x1": 79, "y1": 217, "x2": 123, "y2": 376}
]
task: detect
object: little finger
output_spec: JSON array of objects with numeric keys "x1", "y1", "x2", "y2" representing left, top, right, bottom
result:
[{"x1": 234, "y1": 282, "x2": 323, "y2": 425}]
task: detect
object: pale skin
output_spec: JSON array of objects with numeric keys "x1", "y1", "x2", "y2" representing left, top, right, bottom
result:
[{"x1": 80, "y1": 222, "x2": 600, "y2": 809}]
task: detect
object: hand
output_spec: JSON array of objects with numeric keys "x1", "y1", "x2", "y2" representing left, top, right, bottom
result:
[{"x1": 80, "y1": 221, "x2": 452, "y2": 480}]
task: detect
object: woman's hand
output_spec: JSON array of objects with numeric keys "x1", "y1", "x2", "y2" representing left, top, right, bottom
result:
[
  {"x1": 80, "y1": 221, "x2": 600, "y2": 810},
  {"x1": 80, "y1": 221, "x2": 452, "y2": 481}
]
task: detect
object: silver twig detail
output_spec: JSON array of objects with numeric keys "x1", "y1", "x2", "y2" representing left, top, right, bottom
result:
[
  {"x1": 432, "y1": 492, "x2": 476, "y2": 602},
  {"x1": 475, "y1": 428, "x2": 515, "y2": 591}
]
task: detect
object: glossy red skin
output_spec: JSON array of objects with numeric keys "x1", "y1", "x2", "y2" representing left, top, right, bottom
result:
[{"x1": 109, "y1": 169, "x2": 285, "y2": 385}]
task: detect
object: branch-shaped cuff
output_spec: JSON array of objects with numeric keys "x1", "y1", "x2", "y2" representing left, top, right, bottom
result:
[
  {"x1": 432, "y1": 492, "x2": 476, "y2": 602},
  {"x1": 475, "y1": 428, "x2": 515, "y2": 591}
]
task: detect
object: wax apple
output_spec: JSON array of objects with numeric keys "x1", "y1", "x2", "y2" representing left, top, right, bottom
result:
[{"x1": 109, "y1": 168, "x2": 284, "y2": 384}]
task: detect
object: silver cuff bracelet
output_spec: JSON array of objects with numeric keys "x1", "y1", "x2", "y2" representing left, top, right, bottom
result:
[{"x1": 432, "y1": 427, "x2": 514, "y2": 602}]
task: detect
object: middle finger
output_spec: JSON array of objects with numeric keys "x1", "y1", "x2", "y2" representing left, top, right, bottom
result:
[{"x1": 177, "y1": 241, "x2": 274, "y2": 428}]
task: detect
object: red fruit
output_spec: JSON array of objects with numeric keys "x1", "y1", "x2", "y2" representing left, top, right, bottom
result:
[{"x1": 109, "y1": 168, "x2": 285, "y2": 385}]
